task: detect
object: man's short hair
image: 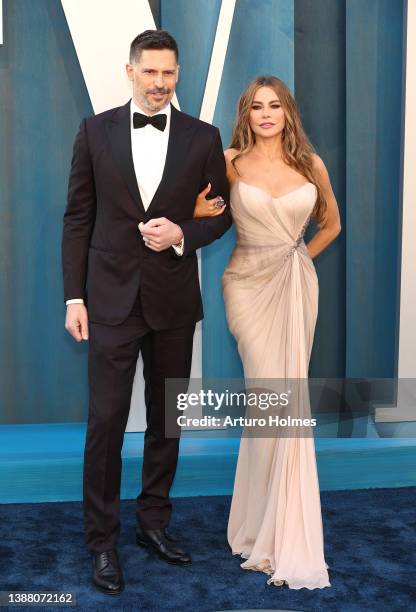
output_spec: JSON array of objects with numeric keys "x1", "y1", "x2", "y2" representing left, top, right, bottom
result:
[{"x1": 129, "y1": 30, "x2": 179, "y2": 63}]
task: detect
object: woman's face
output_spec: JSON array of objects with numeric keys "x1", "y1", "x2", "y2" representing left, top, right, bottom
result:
[{"x1": 249, "y1": 86, "x2": 285, "y2": 140}]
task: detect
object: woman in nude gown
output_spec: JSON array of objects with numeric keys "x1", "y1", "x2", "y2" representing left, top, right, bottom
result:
[{"x1": 194, "y1": 76, "x2": 341, "y2": 589}]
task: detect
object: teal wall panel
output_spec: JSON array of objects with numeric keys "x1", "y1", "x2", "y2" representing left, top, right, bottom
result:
[
  {"x1": 295, "y1": 0, "x2": 346, "y2": 377},
  {"x1": 346, "y1": 0, "x2": 404, "y2": 377},
  {"x1": 0, "y1": 0, "x2": 93, "y2": 423},
  {"x1": 161, "y1": 0, "x2": 222, "y2": 118}
]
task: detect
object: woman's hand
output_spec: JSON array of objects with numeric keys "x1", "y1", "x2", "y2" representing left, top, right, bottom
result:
[{"x1": 193, "y1": 183, "x2": 226, "y2": 218}]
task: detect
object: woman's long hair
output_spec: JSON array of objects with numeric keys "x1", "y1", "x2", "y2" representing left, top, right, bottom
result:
[{"x1": 229, "y1": 75, "x2": 327, "y2": 227}]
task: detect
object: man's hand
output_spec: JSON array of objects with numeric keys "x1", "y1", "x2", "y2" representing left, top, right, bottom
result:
[
  {"x1": 138, "y1": 218, "x2": 183, "y2": 252},
  {"x1": 65, "y1": 303, "x2": 89, "y2": 342}
]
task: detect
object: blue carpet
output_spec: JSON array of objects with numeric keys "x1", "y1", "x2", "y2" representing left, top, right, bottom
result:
[{"x1": 1, "y1": 488, "x2": 415, "y2": 611}]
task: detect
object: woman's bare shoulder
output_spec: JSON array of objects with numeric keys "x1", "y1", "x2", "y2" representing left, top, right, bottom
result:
[
  {"x1": 224, "y1": 147, "x2": 240, "y2": 162},
  {"x1": 311, "y1": 153, "x2": 328, "y2": 176},
  {"x1": 224, "y1": 148, "x2": 241, "y2": 184}
]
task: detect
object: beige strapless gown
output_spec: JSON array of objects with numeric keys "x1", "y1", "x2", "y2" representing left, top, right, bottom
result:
[{"x1": 222, "y1": 180, "x2": 331, "y2": 590}]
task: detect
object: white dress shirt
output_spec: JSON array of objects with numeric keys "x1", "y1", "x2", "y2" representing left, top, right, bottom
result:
[
  {"x1": 131, "y1": 98, "x2": 170, "y2": 211},
  {"x1": 66, "y1": 98, "x2": 184, "y2": 306}
]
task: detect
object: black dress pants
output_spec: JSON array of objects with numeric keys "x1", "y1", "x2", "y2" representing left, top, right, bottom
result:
[{"x1": 83, "y1": 291, "x2": 195, "y2": 553}]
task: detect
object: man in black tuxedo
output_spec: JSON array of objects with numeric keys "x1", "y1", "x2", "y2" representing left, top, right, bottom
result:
[{"x1": 62, "y1": 30, "x2": 231, "y2": 595}]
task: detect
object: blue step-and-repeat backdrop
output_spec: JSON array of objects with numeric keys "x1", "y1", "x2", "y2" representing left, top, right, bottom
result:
[{"x1": 0, "y1": 0, "x2": 405, "y2": 423}]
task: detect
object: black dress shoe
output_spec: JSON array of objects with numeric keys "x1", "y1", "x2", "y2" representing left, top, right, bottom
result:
[
  {"x1": 136, "y1": 525, "x2": 177, "y2": 543},
  {"x1": 136, "y1": 527, "x2": 192, "y2": 566},
  {"x1": 161, "y1": 528, "x2": 177, "y2": 542},
  {"x1": 92, "y1": 549, "x2": 124, "y2": 595}
]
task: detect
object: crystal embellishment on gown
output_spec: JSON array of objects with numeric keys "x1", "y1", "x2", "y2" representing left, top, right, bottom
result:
[
  {"x1": 283, "y1": 213, "x2": 312, "y2": 262},
  {"x1": 222, "y1": 180, "x2": 331, "y2": 590}
]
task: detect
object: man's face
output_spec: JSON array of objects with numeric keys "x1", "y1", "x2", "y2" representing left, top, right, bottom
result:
[{"x1": 126, "y1": 48, "x2": 179, "y2": 114}]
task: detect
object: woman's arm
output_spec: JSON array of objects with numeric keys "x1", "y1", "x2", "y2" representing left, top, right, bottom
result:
[
  {"x1": 177, "y1": 129, "x2": 232, "y2": 255},
  {"x1": 306, "y1": 154, "x2": 342, "y2": 259},
  {"x1": 192, "y1": 147, "x2": 239, "y2": 218}
]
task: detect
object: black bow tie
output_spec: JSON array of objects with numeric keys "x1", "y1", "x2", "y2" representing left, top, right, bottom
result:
[{"x1": 133, "y1": 112, "x2": 167, "y2": 131}]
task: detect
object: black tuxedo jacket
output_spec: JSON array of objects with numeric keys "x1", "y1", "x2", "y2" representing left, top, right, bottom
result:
[{"x1": 62, "y1": 101, "x2": 232, "y2": 328}]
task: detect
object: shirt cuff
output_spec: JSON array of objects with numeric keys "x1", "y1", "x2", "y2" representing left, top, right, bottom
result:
[
  {"x1": 66, "y1": 299, "x2": 84, "y2": 305},
  {"x1": 172, "y1": 236, "x2": 184, "y2": 256}
]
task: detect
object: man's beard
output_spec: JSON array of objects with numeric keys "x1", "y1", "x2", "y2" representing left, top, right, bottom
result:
[{"x1": 137, "y1": 88, "x2": 171, "y2": 112}]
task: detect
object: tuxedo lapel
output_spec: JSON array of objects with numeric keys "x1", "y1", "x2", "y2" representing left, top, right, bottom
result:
[
  {"x1": 145, "y1": 104, "x2": 194, "y2": 217},
  {"x1": 105, "y1": 100, "x2": 146, "y2": 217}
]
